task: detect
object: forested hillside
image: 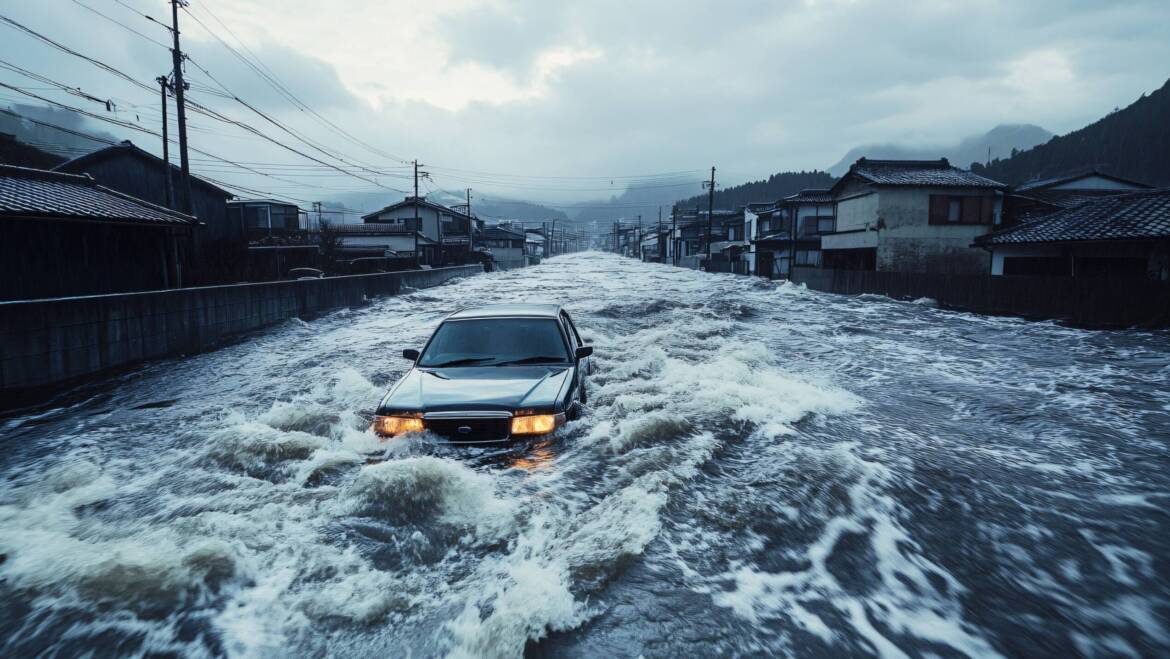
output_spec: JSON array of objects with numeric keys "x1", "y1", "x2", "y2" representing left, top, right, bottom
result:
[
  {"x1": 972, "y1": 78, "x2": 1170, "y2": 186},
  {"x1": 675, "y1": 170, "x2": 835, "y2": 210}
]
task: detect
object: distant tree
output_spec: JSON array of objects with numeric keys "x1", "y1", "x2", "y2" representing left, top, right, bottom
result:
[{"x1": 675, "y1": 170, "x2": 837, "y2": 209}]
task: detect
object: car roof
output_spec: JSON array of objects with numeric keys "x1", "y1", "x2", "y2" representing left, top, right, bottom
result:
[{"x1": 446, "y1": 303, "x2": 563, "y2": 320}]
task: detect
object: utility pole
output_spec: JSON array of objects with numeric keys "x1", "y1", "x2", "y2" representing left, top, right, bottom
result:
[
  {"x1": 169, "y1": 0, "x2": 192, "y2": 214},
  {"x1": 789, "y1": 200, "x2": 797, "y2": 279},
  {"x1": 671, "y1": 205, "x2": 678, "y2": 265},
  {"x1": 412, "y1": 160, "x2": 428, "y2": 265},
  {"x1": 705, "y1": 166, "x2": 716, "y2": 261},
  {"x1": 637, "y1": 214, "x2": 643, "y2": 261},
  {"x1": 657, "y1": 206, "x2": 663, "y2": 262},
  {"x1": 466, "y1": 188, "x2": 473, "y2": 255},
  {"x1": 156, "y1": 76, "x2": 174, "y2": 209}
]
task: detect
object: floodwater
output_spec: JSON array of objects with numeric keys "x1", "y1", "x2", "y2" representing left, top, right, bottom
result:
[{"x1": 2, "y1": 252, "x2": 1169, "y2": 658}]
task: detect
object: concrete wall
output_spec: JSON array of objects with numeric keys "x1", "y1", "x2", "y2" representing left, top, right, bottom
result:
[
  {"x1": 874, "y1": 187, "x2": 999, "y2": 274},
  {"x1": 493, "y1": 257, "x2": 528, "y2": 271},
  {"x1": 0, "y1": 265, "x2": 481, "y2": 404},
  {"x1": 791, "y1": 266, "x2": 1170, "y2": 328},
  {"x1": 340, "y1": 234, "x2": 420, "y2": 254},
  {"x1": 835, "y1": 193, "x2": 879, "y2": 233}
]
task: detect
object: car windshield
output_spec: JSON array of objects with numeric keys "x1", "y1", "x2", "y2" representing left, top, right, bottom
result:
[{"x1": 417, "y1": 317, "x2": 570, "y2": 367}]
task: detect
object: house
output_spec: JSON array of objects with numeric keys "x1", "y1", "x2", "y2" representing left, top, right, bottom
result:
[
  {"x1": 1003, "y1": 168, "x2": 1152, "y2": 226},
  {"x1": 975, "y1": 188, "x2": 1170, "y2": 280},
  {"x1": 639, "y1": 230, "x2": 660, "y2": 261},
  {"x1": 524, "y1": 229, "x2": 545, "y2": 264},
  {"x1": 481, "y1": 225, "x2": 528, "y2": 269},
  {"x1": 750, "y1": 190, "x2": 834, "y2": 278},
  {"x1": 673, "y1": 214, "x2": 706, "y2": 268},
  {"x1": 361, "y1": 196, "x2": 475, "y2": 266},
  {"x1": 0, "y1": 132, "x2": 66, "y2": 169},
  {"x1": 703, "y1": 209, "x2": 748, "y2": 273},
  {"x1": 822, "y1": 158, "x2": 1007, "y2": 274},
  {"x1": 54, "y1": 141, "x2": 237, "y2": 283},
  {"x1": 0, "y1": 164, "x2": 196, "y2": 300},
  {"x1": 228, "y1": 199, "x2": 317, "y2": 280},
  {"x1": 329, "y1": 222, "x2": 436, "y2": 271}
]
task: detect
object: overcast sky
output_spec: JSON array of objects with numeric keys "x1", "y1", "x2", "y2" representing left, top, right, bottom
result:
[{"x1": 2, "y1": 0, "x2": 1168, "y2": 208}]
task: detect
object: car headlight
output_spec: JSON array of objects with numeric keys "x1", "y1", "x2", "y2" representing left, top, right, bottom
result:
[
  {"x1": 373, "y1": 414, "x2": 424, "y2": 437},
  {"x1": 510, "y1": 413, "x2": 565, "y2": 436}
]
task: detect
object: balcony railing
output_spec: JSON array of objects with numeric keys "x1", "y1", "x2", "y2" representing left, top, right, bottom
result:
[{"x1": 328, "y1": 223, "x2": 415, "y2": 234}]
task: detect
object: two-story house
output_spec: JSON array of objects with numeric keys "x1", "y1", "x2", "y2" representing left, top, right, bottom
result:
[
  {"x1": 361, "y1": 196, "x2": 475, "y2": 265},
  {"x1": 822, "y1": 158, "x2": 1007, "y2": 274},
  {"x1": 54, "y1": 141, "x2": 237, "y2": 283},
  {"x1": 750, "y1": 190, "x2": 835, "y2": 278},
  {"x1": 1003, "y1": 168, "x2": 1152, "y2": 227},
  {"x1": 481, "y1": 225, "x2": 528, "y2": 269}
]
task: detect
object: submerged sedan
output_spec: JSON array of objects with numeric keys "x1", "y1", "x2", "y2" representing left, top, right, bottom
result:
[{"x1": 373, "y1": 303, "x2": 593, "y2": 443}]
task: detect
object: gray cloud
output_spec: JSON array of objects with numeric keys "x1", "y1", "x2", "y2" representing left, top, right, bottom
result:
[{"x1": 2, "y1": 0, "x2": 1168, "y2": 209}]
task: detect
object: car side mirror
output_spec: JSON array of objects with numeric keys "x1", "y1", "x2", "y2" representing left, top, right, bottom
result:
[
  {"x1": 575, "y1": 346, "x2": 593, "y2": 359},
  {"x1": 402, "y1": 348, "x2": 420, "y2": 361}
]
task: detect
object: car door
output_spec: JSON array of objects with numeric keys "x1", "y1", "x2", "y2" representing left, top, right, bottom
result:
[{"x1": 561, "y1": 311, "x2": 590, "y2": 380}]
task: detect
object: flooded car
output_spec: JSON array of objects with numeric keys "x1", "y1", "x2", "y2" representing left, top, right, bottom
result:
[{"x1": 373, "y1": 303, "x2": 593, "y2": 443}]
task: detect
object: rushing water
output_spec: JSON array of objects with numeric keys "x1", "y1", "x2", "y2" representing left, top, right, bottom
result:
[{"x1": 2, "y1": 252, "x2": 1169, "y2": 658}]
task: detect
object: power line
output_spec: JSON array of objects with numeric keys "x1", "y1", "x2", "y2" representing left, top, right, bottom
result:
[
  {"x1": 68, "y1": 0, "x2": 169, "y2": 49},
  {"x1": 0, "y1": 82, "x2": 352, "y2": 195},
  {"x1": 0, "y1": 12, "x2": 407, "y2": 193},
  {"x1": 181, "y1": 2, "x2": 409, "y2": 165}
]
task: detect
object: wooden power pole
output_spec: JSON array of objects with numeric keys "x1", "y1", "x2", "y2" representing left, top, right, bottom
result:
[
  {"x1": 169, "y1": 0, "x2": 192, "y2": 214},
  {"x1": 705, "y1": 166, "x2": 716, "y2": 260},
  {"x1": 156, "y1": 76, "x2": 174, "y2": 209}
]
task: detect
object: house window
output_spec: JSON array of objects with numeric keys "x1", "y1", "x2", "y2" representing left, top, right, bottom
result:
[
  {"x1": 930, "y1": 195, "x2": 995, "y2": 225},
  {"x1": 799, "y1": 216, "x2": 818, "y2": 236}
]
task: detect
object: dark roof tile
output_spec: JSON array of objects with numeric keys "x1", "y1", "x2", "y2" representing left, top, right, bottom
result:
[
  {"x1": 0, "y1": 164, "x2": 196, "y2": 226},
  {"x1": 845, "y1": 158, "x2": 1006, "y2": 189},
  {"x1": 977, "y1": 188, "x2": 1170, "y2": 245}
]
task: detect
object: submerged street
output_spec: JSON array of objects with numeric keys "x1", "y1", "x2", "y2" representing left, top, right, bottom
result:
[{"x1": 2, "y1": 252, "x2": 1169, "y2": 657}]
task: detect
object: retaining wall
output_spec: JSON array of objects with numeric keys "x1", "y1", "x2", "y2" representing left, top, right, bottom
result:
[
  {"x1": 0, "y1": 265, "x2": 481, "y2": 404},
  {"x1": 791, "y1": 267, "x2": 1170, "y2": 328}
]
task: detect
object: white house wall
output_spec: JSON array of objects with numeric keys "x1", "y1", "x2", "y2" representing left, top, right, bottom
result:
[
  {"x1": 835, "y1": 193, "x2": 880, "y2": 233},
  {"x1": 989, "y1": 245, "x2": 1060, "y2": 275},
  {"x1": 368, "y1": 206, "x2": 441, "y2": 241},
  {"x1": 874, "y1": 187, "x2": 1000, "y2": 274},
  {"x1": 1050, "y1": 175, "x2": 1144, "y2": 191}
]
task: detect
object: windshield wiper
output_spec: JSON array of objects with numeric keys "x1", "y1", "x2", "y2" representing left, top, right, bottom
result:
[
  {"x1": 494, "y1": 356, "x2": 569, "y2": 366},
  {"x1": 428, "y1": 357, "x2": 496, "y2": 367}
]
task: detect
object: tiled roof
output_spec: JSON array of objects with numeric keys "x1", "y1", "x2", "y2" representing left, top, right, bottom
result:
[
  {"x1": 55, "y1": 141, "x2": 233, "y2": 198},
  {"x1": 362, "y1": 196, "x2": 472, "y2": 222},
  {"x1": 1014, "y1": 168, "x2": 1152, "y2": 192},
  {"x1": 1013, "y1": 188, "x2": 1138, "y2": 210},
  {"x1": 482, "y1": 226, "x2": 525, "y2": 240},
  {"x1": 784, "y1": 188, "x2": 834, "y2": 204},
  {"x1": 976, "y1": 188, "x2": 1170, "y2": 246},
  {"x1": 0, "y1": 165, "x2": 197, "y2": 226},
  {"x1": 844, "y1": 158, "x2": 1006, "y2": 189}
]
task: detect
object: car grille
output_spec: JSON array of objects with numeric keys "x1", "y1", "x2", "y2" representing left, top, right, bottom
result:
[{"x1": 424, "y1": 417, "x2": 511, "y2": 442}]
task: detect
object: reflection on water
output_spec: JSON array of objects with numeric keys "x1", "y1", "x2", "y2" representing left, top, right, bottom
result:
[{"x1": 505, "y1": 438, "x2": 558, "y2": 472}]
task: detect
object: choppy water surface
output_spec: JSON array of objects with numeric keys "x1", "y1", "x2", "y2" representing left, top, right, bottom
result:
[{"x1": 3, "y1": 252, "x2": 1169, "y2": 658}]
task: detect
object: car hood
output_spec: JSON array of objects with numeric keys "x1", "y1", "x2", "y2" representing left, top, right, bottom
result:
[{"x1": 377, "y1": 365, "x2": 574, "y2": 414}]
